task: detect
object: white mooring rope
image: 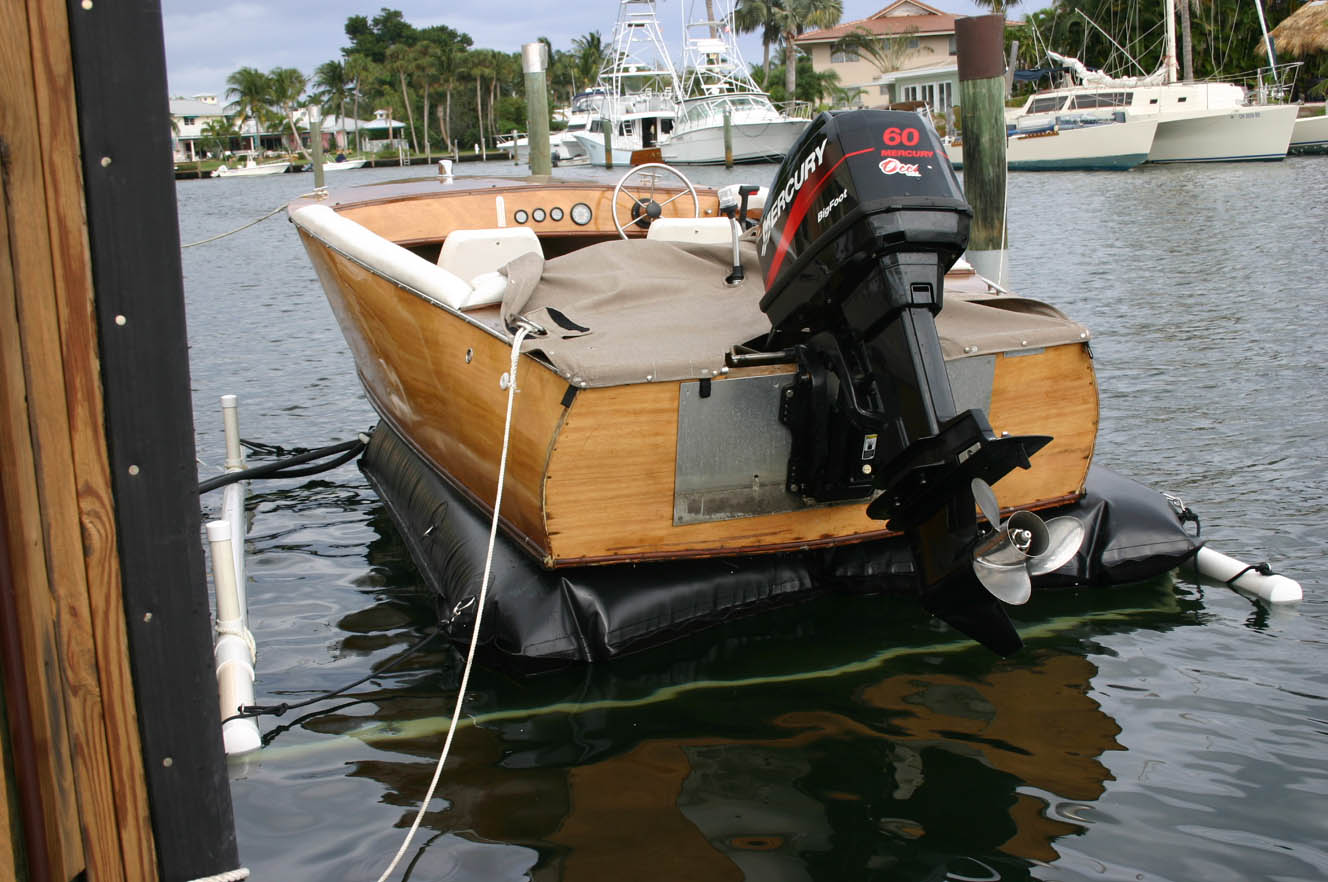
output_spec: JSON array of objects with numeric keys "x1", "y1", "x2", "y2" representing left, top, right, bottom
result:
[
  {"x1": 185, "y1": 868, "x2": 250, "y2": 882},
  {"x1": 372, "y1": 323, "x2": 533, "y2": 882}
]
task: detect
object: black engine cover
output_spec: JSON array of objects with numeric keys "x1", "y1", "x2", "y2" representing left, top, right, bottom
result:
[{"x1": 758, "y1": 110, "x2": 970, "y2": 344}]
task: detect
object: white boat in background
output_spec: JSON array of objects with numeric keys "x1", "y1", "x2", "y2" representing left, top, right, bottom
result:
[
  {"x1": 212, "y1": 156, "x2": 291, "y2": 177},
  {"x1": 659, "y1": 1, "x2": 811, "y2": 165},
  {"x1": 1036, "y1": 51, "x2": 1296, "y2": 163},
  {"x1": 946, "y1": 113, "x2": 1159, "y2": 171},
  {"x1": 1290, "y1": 110, "x2": 1328, "y2": 154},
  {"x1": 572, "y1": 0, "x2": 681, "y2": 166},
  {"x1": 554, "y1": 88, "x2": 606, "y2": 161},
  {"x1": 322, "y1": 157, "x2": 367, "y2": 171}
]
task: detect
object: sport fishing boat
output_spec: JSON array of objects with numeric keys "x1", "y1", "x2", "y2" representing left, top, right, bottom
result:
[
  {"x1": 659, "y1": 0, "x2": 811, "y2": 165},
  {"x1": 286, "y1": 109, "x2": 1227, "y2": 669},
  {"x1": 572, "y1": 0, "x2": 681, "y2": 166}
]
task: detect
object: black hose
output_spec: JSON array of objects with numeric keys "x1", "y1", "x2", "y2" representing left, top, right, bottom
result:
[
  {"x1": 198, "y1": 435, "x2": 368, "y2": 493},
  {"x1": 221, "y1": 628, "x2": 445, "y2": 724}
]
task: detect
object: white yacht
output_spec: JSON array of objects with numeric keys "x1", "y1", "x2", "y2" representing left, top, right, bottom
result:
[
  {"x1": 659, "y1": 1, "x2": 811, "y2": 165},
  {"x1": 1023, "y1": 51, "x2": 1297, "y2": 163},
  {"x1": 571, "y1": 0, "x2": 681, "y2": 166}
]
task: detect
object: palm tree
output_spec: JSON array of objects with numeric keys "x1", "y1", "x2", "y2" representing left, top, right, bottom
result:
[
  {"x1": 830, "y1": 24, "x2": 932, "y2": 79},
  {"x1": 771, "y1": 0, "x2": 844, "y2": 100},
  {"x1": 735, "y1": 0, "x2": 783, "y2": 81},
  {"x1": 385, "y1": 44, "x2": 419, "y2": 153},
  {"x1": 268, "y1": 66, "x2": 312, "y2": 160},
  {"x1": 408, "y1": 41, "x2": 442, "y2": 160},
  {"x1": 466, "y1": 48, "x2": 498, "y2": 154},
  {"x1": 225, "y1": 66, "x2": 271, "y2": 153},
  {"x1": 313, "y1": 60, "x2": 352, "y2": 153},
  {"x1": 572, "y1": 30, "x2": 607, "y2": 90},
  {"x1": 344, "y1": 54, "x2": 373, "y2": 152}
]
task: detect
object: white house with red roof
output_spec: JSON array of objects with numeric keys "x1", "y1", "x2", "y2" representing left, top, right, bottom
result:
[{"x1": 796, "y1": 0, "x2": 976, "y2": 114}]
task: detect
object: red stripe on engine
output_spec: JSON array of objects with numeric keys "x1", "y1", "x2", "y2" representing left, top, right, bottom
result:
[{"x1": 765, "y1": 146, "x2": 877, "y2": 286}]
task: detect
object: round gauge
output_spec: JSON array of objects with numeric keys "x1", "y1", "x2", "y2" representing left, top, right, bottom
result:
[
  {"x1": 549, "y1": 206, "x2": 564, "y2": 222},
  {"x1": 513, "y1": 209, "x2": 529, "y2": 224},
  {"x1": 532, "y1": 207, "x2": 547, "y2": 223},
  {"x1": 570, "y1": 202, "x2": 592, "y2": 226}
]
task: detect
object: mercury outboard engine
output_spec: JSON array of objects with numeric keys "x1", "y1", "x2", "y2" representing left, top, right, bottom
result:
[{"x1": 759, "y1": 110, "x2": 1052, "y2": 654}]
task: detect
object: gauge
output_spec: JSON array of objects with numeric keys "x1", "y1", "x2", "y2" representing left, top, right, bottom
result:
[
  {"x1": 549, "y1": 206, "x2": 564, "y2": 222},
  {"x1": 570, "y1": 202, "x2": 592, "y2": 226},
  {"x1": 513, "y1": 209, "x2": 529, "y2": 224},
  {"x1": 532, "y1": 207, "x2": 547, "y2": 222}
]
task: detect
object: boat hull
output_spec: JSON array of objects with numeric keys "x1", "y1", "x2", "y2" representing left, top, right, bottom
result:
[
  {"x1": 946, "y1": 118, "x2": 1158, "y2": 171},
  {"x1": 294, "y1": 201, "x2": 1098, "y2": 566},
  {"x1": 1146, "y1": 104, "x2": 1297, "y2": 162},
  {"x1": 362, "y1": 420, "x2": 1199, "y2": 668},
  {"x1": 212, "y1": 160, "x2": 290, "y2": 177},
  {"x1": 1290, "y1": 113, "x2": 1328, "y2": 154},
  {"x1": 660, "y1": 118, "x2": 809, "y2": 165}
]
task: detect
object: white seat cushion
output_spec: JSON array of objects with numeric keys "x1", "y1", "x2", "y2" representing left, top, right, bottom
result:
[
  {"x1": 438, "y1": 227, "x2": 543, "y2": 283},
  {"x1": 645, "y1": 217, "x2": 735, "y2": 245}
]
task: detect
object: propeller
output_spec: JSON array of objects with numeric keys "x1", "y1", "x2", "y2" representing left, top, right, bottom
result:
[{"x1": 969, "y1": 478, "x2": 1085, "y2": 605}]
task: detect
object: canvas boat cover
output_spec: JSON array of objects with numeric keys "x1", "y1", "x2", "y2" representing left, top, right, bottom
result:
[{"x1": 500, "y1": 237, "x2": 1089, "y2": 388}]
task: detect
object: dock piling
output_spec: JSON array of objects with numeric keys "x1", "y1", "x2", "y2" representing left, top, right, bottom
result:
[
  {"x1": 956, "y1": 14, "x2": 1009, "y2": 286},
  {"x1": 523, "y1": 42, "x2": 553, "y2": 176}
]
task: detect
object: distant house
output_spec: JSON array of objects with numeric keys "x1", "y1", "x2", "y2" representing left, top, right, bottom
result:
[
  {"x1": 168, "y1": 94, "x2": 229, "y2": 161},
  {"x1": 797, "y1": 0, "x2": 989, "y2": 115}
]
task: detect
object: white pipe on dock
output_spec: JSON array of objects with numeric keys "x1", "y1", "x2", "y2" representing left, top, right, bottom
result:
[
  {"x1": 207, "y1": 519, "x2": 261, "y2": 754},
  {"x1": 220, "y1": 394, "x2": 249, "y2": 631},
  {"x1": 1187, "y1": 545, "x2": 1302, "y2": 603}
]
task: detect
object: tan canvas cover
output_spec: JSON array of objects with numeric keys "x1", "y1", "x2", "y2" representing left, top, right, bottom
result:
[{"x1": 508, "y1": 238, "x2": 1088, "y2": 388}]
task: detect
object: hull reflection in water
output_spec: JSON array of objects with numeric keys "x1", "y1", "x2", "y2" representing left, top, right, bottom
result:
[{"x1": 282, "y1": 549, "x2": 1189, "y2": 880}]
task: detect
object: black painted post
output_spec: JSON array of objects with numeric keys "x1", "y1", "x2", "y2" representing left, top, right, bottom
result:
[{"x1": 65, "y1": 1, "x2": 240, "y2": 879}]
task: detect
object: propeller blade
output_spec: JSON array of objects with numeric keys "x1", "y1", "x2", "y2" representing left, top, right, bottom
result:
[
  {"x1": 921, "y1": 572, "x2": 1023, "y2": 656},
  {"x1": 972, "y1": 555, "x2": 1033, "y2": 605},
  {"x1": 971, "y1": 477, "x2": 1001, "y2": 527},
  {"x1": 1026, "y1": 516, "x2": 1086, "y2": 577}
]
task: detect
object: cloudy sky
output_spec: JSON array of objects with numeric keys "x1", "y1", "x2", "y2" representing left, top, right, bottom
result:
[{"x1": 160, "y1": 0, "x2": 1000, "y2": 99}]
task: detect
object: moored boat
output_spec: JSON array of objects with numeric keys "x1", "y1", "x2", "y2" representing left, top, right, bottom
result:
[
  {"x1": 213, "y1": 156, "x2": 291, "y2": 177},
  {"x1": 1290, "y1": 110, "x2": 1328, "y2": 154},
  {"x1": 659, "y1": 0, "x2": 812, "y2": 165},
  {"x1": 945, "y1": 114, "x2": 1159, "y2": 171},
  {"x1": 287, "y1": 109, "x2": 1204, "y2": 668}
]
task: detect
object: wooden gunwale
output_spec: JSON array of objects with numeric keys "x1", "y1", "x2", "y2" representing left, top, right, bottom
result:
[{"x1": 296, "y1": 182, "x2": 1098, "y2": 570}]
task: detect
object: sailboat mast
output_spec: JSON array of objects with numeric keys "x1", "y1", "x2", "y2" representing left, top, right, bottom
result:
[
  {"x1": 1163, "y1": 0, "x2": 1179, "y2": 83},
  {"x1": 1252, "y1": 0, "x2": 1280, "y2": 87}
]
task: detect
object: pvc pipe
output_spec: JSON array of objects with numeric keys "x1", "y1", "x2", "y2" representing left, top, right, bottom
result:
[
  {"x1": 207, "y1": 519, "x2": 261, "y2": 754},
  {"x1": 220, "y1": 395, "x2": 249, "y2": 633},
  {"x1": 1187, "y1": 545, "x2": 1302, "y2": 603},
  {"x1": 221, "y1": 393, "x2": 244, "y2": 471}
]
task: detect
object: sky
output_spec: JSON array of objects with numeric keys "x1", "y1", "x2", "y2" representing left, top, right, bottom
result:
[{"x1": 160, "y1": 0, "x2": 1002, "y2": 99}]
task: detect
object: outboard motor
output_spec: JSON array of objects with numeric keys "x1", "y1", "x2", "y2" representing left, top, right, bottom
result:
[{"x1": 759, "y1": 110, "x2": 1058, "y2": 654}]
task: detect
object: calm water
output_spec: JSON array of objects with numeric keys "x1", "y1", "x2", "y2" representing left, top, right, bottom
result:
[{"x1": 179, "y1": 157, "x2": 1328, "y2": 881}]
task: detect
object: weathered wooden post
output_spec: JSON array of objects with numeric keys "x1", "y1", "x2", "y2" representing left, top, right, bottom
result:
[
  {"x1": 723, "y1": 108, "x2": 734, "y2": 169},
  {"x1": 955, "y1": 14, "x2": 1009, "y2": 286},
  {"x1": 0, "y1": 0, "x2": 242, "y2": 879},
  {"x1": 603, "y1": 118, "x2": 615, "y2": 169},
  {"x1": 523, "y1": 42, "x2": 553, "y2": 176},
  {"x1": 310, "y1": 103, "x2": 325, "y2": 189}
]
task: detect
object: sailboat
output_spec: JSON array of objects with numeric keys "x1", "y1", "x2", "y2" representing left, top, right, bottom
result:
[
  {"x1": 1009, "y1": 0, "x2": 1296, "y2": 163},
  {"x1": 659, "y1": 0, "x2": 812, "y2": 165},
  {"x1": 572, "y1": 0, "x2": 681, "y2": 166}
]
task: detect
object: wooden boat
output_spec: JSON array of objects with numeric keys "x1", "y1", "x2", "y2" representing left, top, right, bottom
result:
[{"x1": 288, "y1": 109, "x2": 1199, "y2": 666}]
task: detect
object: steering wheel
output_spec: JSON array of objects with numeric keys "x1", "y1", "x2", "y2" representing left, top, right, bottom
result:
[{"x1": 612, "y1": 163, "x2": 700, "y2": 239}]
